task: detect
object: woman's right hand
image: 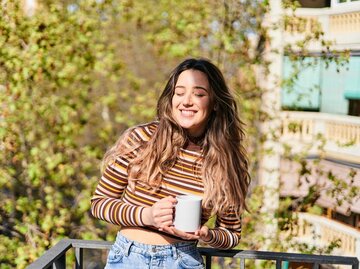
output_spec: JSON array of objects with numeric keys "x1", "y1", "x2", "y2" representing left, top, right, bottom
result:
[{"x1": 142, "y1": 196, "x2": 177, "y2": 229}]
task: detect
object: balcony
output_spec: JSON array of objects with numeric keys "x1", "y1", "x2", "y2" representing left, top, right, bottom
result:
[
  {"x1": 284, "y1": 4, "x2": 360, "y2": 51},
  {"x1": 280, "y1": 111, "x2": 360, "y2": 164},
  {"x1": 294, "y1": 212, "x2": 360, "y2": 258},
  {"x1": 26, "y1": 239, "x2": 359, "y2": 269}
]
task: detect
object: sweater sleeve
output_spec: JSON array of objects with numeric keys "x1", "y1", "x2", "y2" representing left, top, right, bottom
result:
[
  {"x1": 90, "y1": 128, "x2": 147, "y2": 227},
  {"x1": 202, "y1": 210, "x2": 242, "y2": 249}
]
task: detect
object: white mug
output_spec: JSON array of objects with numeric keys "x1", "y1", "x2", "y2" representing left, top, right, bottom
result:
[{"x1": 173, "y1": 194, "x2": 202, "y2": 233}]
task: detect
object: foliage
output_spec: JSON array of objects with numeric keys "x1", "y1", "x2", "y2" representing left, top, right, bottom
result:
[{"x1": 0, "y1": 1, "x2": 132, "y2": 268}]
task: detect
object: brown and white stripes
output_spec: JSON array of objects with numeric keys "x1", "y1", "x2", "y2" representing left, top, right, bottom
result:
[{"x1": 91, "y1": 122, "x2": 242, "y2": 249}]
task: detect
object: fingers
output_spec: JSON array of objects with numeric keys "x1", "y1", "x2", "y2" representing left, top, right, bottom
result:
[
  {"x1": 157, "y1": 196, "x2": 177, "y2": 210},
  {"x1": 153, "y1": 208, "x2": 174, "y2": 218},
  {"x1": 162, "y1": 195, "x2": 177, "y2": 203},
  {"x1": 152, "y1": 196, "x2": 176, "y2": 217},
  {"x1": 158, "y1": 213, "x2": 173, "y2": 226},
  {"x1": 150, "y1": 196, "x2": 176, "y2": 229},
  {"x1": 196, "y1": 226, "x2": 210, "y2": 241},
  {"x1": 160, "y1": 226, "x2": 200, "y2": 241},
  {"x1": 199, "y1": 226, "x2": 209, "y2": 236},
  {"x1": 156, "y1": 196, "x2": 177, "y2": 209}
]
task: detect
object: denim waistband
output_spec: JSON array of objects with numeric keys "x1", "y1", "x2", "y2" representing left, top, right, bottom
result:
[{"x1": 113, "y1": 232, "x2": 198, "y2": 259}]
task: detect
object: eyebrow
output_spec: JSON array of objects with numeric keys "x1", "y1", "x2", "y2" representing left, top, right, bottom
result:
[{"x1": 174, "y1": 85, "x2": 209, "y2": 92}]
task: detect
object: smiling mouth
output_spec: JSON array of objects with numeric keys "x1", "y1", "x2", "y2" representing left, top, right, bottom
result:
[{"x1": 181, "y1": 110, "x2": 196, "y2": 116}]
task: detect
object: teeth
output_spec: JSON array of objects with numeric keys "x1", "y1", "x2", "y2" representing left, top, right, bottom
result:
[{"x1": 181, "y1": 110, "x2": 195, "y2": 116}]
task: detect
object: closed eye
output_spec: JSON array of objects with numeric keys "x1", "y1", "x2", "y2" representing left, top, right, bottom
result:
[
  {"x1": 193, "y1": 88, "x2": 208, "y2": 97},
  {"x1": 194, "y1": 93, "x2": 205, "y2": 97},
  {"x1": 174, "y1": 89, "x2": 185, "y2": 96}
]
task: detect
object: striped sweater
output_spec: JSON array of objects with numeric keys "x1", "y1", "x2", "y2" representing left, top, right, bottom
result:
[{"x1": 91, "y1": 121, "x2": 242, "y2": 249}]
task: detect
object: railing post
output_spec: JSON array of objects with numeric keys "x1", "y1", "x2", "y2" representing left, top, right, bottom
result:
[
  {"x1": 75, "y1": 247, "x2": 83, "y2": 269},
  {"x1": 53, "y1": 255, "x2": 66, "y2": 269},
  {"x1": 240, "y1": 258, "x2": 245, "y2": 269},
  {"x1": 353, "y1": 260, "x2": 359, "y2": 269},
  {"x1": 205, "y1": 255, "x2": 211, "y2": 269}
]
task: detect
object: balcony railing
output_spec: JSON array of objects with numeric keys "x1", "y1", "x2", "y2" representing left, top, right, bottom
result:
[
  {"x1": 26, "y1": 239, "x2": 359, "y2": 269},
  {"x1": 284, "y1": 5, "x2": 360, "y2": 50},
  {"x1": 329, "y1": 12, "x2": 360, "y2": 34},
  {"x1": 280, "y1": 111, "x2": 360, "y2": 164},
  {"x1": 295, "y1": 212, "x2": 360, "y2": 258}
]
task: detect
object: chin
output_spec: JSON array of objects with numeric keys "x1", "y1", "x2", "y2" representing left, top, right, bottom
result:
[{"x1": 179, "y1": 125, "x2": 194, "y2": 130}]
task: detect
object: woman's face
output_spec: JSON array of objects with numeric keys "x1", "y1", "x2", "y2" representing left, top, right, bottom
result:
[{"x1": 171, "y1": 69, "x2": 212, "y2": 137}]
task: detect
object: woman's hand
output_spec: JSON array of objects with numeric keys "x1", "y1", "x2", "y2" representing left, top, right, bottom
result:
[
  {"x1": 159, "y1": 226, "x2": 200, "y2": 240},
  {"x1": 142, "y1": 196, "x2": 177, "y2": 229},
  {"x1": 195, "y1": 226, "x2": 211, "y2": 242},
  {"x1": 160, "y1": 225, "x2": 211, "y2": 241}
]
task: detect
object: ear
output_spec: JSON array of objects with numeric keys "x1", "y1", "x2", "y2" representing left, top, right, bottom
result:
[{"x1": 214, "y1": 104, "x2": 218, "y2": 111}]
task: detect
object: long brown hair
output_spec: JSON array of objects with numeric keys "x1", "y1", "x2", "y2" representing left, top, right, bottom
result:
[{"x1": 104, "y1": 58, "x2": 250, "y2": 217}]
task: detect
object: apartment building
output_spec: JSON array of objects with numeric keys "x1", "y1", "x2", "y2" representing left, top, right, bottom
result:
[{"x1": 280, "y1": 0, "x2": 360, "y2": 260}]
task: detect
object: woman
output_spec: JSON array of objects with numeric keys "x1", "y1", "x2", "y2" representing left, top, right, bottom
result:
[{"x1": 91, "y1": 58, "x2": 250, "y2": 269}]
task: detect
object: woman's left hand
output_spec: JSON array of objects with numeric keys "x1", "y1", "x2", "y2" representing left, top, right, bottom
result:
[
  {"x1": 195, "y1": 226, "x2": 211, "y2": 241},
  {"x1": 160, "y1": 225, "x2": 210, "y2": 241}
]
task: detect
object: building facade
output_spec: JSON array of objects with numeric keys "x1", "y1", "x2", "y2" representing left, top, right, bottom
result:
[{"x1": 280, "y1": 0, "x2": 360, "y2": 260}]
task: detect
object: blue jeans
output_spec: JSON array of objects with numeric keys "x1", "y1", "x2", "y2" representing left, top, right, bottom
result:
[{"x1": 105, "y1": 232, "x2": 204, "y2": 269}]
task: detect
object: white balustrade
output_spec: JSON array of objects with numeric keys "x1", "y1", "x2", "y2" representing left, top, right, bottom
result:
[
  {"x1": 329, "y1": 12, "x2": 360, "y2": 34},
  {"x1": 295, "y1": 212, "x2": 360, "y2": 258},
  {"x1": 280, "y1": 111, "x2": 360, "y2": 163},
  {"x1": 284, "y1": 5, "x2": 360, "y2": 50}
]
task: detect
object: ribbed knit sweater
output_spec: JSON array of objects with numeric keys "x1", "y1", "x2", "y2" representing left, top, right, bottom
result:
[{"x1": 91, "y1": 121, "x2": 242, "y2": 249}]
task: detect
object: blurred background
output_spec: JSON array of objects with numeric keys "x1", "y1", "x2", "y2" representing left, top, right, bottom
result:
[{"x1": 0, "y1": 0, "x2": 359, "y2": 268}]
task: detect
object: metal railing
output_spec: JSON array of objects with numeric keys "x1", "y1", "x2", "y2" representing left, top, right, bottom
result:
[{"x1": 26, "y1": 239, "x2": 359, "y2": 269}]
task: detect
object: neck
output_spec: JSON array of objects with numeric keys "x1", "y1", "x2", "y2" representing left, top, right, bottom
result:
[{"x1": 187, "y1": 133, "x2": 205, "y2": 146}]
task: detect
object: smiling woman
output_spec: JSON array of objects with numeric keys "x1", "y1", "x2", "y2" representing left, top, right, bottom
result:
[
  {"x1": 172, "y1": 69, "x2": 212, "y2": 137},
  {"x1": 90, "y1": 58, "x2": 250, "y2": 269}
]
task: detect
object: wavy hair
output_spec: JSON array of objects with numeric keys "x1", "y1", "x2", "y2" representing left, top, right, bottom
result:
[{"x1": 103, "y1": 58, "x2": 250, "y2": 217}]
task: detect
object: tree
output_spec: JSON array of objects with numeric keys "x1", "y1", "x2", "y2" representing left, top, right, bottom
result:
[{"x1": 0, "y1": 1, "x2": 125, "y2": 268}]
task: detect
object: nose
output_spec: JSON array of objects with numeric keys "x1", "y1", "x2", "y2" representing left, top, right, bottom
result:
[{"x1": 182, "y1": 92, "x2": 193, "y2": 106}]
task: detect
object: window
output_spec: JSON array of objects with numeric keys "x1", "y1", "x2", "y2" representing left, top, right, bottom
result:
[
  {"x1": 348, "y1": 99, "x2": 360, "y2": 116},
  {"x1": 297, "y1": 0, "x2": 331, "y2": 8}
]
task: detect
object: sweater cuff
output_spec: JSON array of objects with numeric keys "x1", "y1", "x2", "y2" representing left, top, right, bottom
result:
[{"x1": 135, "y1": 206, "x2": 146, "y2": 226}]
